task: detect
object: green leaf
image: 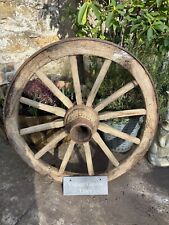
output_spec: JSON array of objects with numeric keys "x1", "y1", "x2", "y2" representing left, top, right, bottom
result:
[
  {"x1": 78, "y1": 2, "x2": 89, "y2": 25},
  {"x1": 157, "y1": 16, "x2": 167, "y2": 21},
  {"x1": 146, "y1": 13, "x2": 154, "y2": 20},
  {"x1": 113, "y1": 24, "x2": 117, "y2": 31},
  {"x1": 153, "y1": 22, "x2": 169, "y2": 32},
  {"x1": 150, "y1": 11, "x2": 160, "y2": 16},
  {"x1": 135, "y1": 4, "x2": 144, "y2": 8},
  {"x1": 126, "y1": 15, "x2": 132, "y2": 21},
  {"x1": 164, "y1": 37, "x2": 169, "y2": 47},
  {"x1": 111, "y1": 0, "x2": 116, "y2": 7},
  {"x1": 147, "y1": 27, "x2": 154, "y2": 42},
  {"x1": 128, "y1": 8, "x2": 134, "y2": 13},
  {"x1": 153, "y1": 25, "x2": 164, "y2": 32},
  {"x1": 93, "y1": 1, "x2": 101, "y2": 7},
  {"x1": 156, "y1": 0, "x2": 163, "y2": 7},
  {"x1": 91, "y1": 3, "x2": 101, "y2": 20},
  {"x1": 105, "y1": 12, "x2": 114, "y2": 28},
  {"x1": 100, "y1": 34, "x2": 106, "y2": 40},
  {"x1": 118, "y1": 10, "x2": 125, "y2": 16},
  {"x1": 131, "y1": 24, "x2": 140, "y2": 32},
  {"x1": 116, "y1": 4, "x2": 124, "y2": 10},
  {"x1": 113, "y1": 19, "x2": 119, "y2": 26}
]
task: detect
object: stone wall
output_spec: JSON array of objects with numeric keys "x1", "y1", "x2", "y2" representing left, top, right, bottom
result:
[{"x1": 0, "y1": 0, "x2": 77, "y2": 84}]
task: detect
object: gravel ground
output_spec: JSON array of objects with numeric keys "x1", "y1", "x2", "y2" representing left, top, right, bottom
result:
[{"x1": 0, "y1": 132, "x2": 169, "y2": 225}]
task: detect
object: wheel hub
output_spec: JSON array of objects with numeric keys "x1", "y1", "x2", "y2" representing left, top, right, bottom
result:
[{"x1": 64, "y1": 105, "x2": 99, "y2": 143}]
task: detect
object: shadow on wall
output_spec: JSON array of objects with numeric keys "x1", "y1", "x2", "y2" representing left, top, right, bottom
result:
[
  {"x1": 39, "y1": 0, "x2": 78, "y2": 39},
  {"x1": 0, "y1": 63, "x2": 15, "y2": 131},
  {"x1": 0, "y1": 63, "x2": 15, "y2": 85}
]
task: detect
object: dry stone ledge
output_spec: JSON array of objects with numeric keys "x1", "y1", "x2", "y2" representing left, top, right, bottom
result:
[{"x1": 0, "y1": 0, "x2": 76, "y2": 73}]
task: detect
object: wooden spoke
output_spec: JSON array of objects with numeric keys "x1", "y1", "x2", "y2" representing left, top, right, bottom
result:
[
  {"x1": 58, "y1": 140, "x2": 75, "y2": 174},
  {"x1": 83, "y1": 142, "x2": 94, "y2": 175},
  {"x1": 34, "y1": 130, "x2": 67, "y2": 159},
  {"x1": 99, "y1": 109, "x2": 146, "y2": 120},
  {"x1": 20, "y1": 97, "x2": 66, "y2": 117},
  {"x1": 93, "y1": 132, "x2": 119, "y2": 167},
  {"x1": 36, "y1": 71, "x2": 73, "y2": 108},
  {"x1": 98, "y1": 122, "x2": 140, "y2": 145},
  {"x1": 86, "y1": 59, "x2": 112, "y2": 106},
  {"x1": 20, "y1": 119, "x2": 64, "y2": 135},
  {"x1": 95, "y1": 80, "x2": 138, "y2": 112},
  {"x1": 70, "y1": 56, "x2": 83, "y2": 105}
]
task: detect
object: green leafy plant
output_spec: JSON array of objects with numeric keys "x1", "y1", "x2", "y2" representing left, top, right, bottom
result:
[
  {"x1": 76, "y1": 0, "x2": 169, "y2": 51},
  {"x1": 74, "y1": 0, "x2": 169, "y2": 113}
]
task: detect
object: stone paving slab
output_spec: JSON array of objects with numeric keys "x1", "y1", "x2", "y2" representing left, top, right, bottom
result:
[{"x1": 0, "y1": 135, "x2": 169, "y2": 225}]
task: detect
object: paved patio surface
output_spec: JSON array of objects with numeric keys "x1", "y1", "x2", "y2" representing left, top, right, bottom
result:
[{"x1": 0, "y1": 132, "x2": 169, "y2": 225}]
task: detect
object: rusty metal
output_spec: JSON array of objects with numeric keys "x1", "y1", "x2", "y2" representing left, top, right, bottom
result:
[{"x1": 64, "y1": 105, "x2": 99, "y2": 143}]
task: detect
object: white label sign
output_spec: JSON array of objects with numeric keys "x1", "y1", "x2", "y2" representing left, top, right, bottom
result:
[{"x1": 63, "y1": 176, "x2": 108, "y2": 196}]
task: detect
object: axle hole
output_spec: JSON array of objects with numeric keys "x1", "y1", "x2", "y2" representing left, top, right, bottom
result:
[{"x1": 70, "y1": 125, "x2": 92, "y2": 143}]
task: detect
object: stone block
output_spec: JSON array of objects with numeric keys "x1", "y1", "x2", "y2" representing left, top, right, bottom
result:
[
  {"x1": 33, "y1": 35, "x2": 59, "y2": 47},
  {"x1": 0, "y1": 2, "x2": 15, "y2": 20}
]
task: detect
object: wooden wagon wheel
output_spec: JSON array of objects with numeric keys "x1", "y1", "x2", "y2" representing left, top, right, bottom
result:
[{"x1": 4, "y1": 38, "x2": 158, "y2": 182}]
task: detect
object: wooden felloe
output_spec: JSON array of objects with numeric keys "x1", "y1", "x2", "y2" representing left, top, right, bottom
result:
[{"x1": 4, "y1": 38, "x2": 158, "y2": 182}]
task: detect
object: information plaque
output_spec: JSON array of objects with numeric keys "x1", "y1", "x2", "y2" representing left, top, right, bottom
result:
[{"x1": 63, "y1": 176, "x2": 108, "y2": 196}]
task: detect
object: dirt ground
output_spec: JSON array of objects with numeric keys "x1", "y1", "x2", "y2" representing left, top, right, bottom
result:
[{"x1": 0, "y1": 131, "x2": 169, "y2": 225}]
